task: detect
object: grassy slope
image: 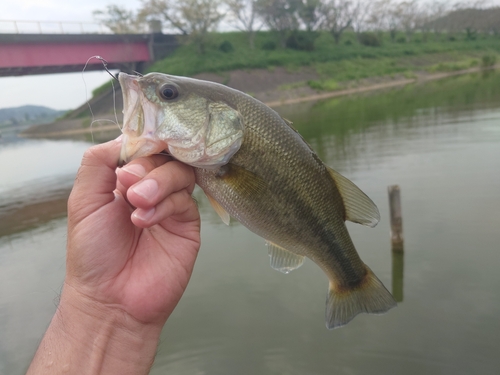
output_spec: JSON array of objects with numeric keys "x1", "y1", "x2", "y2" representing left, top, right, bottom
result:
[
  {"x1": 148, "y1": 31, "x2": 500, "y2": 89},
  {"x1": 91, "y1": 31, "x2": 500, "y2": 97}
]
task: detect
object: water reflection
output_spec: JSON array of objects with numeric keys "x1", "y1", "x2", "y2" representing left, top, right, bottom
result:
[
  {"x1": 278, "y1": 72, "x2": 500, "y2": 169},
  {"x1": 1, "y1": 72, "x2": 500, "y2": 374},
  {"x1": 0, "y1": 138, "x2": 88, "y2": 193},
  {"x1": 0, "y1": 177, "x2": 71, "y2": 238},
  {"x1": 0, "y1": 138, "x2": 88, "y2": 240},
  {"x1": 392, "y1": 252, "x2": 404, "y2": 303}
]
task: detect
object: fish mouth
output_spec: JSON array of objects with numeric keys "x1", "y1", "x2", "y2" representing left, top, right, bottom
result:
[
  {"x1": 118, "y1": 134, "x2": 168, "y2": 166},
  {"x1": 118, "y1": 72, "x2": 167, "y2": 165}
]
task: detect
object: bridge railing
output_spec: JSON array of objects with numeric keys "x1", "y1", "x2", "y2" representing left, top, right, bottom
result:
[{"x1": 0, "y1": 20, "x2": 112, "y2": 34}]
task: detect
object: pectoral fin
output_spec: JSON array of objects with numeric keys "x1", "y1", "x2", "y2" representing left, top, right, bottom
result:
[
  {"x1": 327, "y1": 167, "x2": 380, "y2": 227},
  {"x1": 206, "y1": 194, "x2": 230, "y2": 225},
  {"x1": 266, "y1": 241, "x2": 305, "y2": 274},
  {"x1": 217, "y1": 163, "x2": 267, "y2": 198}
]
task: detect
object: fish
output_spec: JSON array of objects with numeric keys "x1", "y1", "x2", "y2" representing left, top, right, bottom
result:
[{"x1": 118, "y1": 72, "x2": 396, "y2": 329}]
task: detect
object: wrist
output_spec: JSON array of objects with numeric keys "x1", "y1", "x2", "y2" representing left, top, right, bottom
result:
[
  {"x1": 28, "y1": 283, "x2": 163, "y2": 375},
  {"x1": 59, "y1": 283, "x2": 163, "y2": 367}
]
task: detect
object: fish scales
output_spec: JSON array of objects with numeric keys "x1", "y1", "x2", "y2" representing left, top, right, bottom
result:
[
  {"x1": 118, "y1": 72, "x2": 396, "y2": 328},
  {"x1": 195, "y1": 94, "x2": 365, "y2": 283}
]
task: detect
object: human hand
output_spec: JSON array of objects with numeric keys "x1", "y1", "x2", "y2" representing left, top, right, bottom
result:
[
  {"x1": 64, "y1": 136, "x2": 201, "y2": 326},
  {"x1": 26, "y1": 137, "x2": 200, "y2": 374}
]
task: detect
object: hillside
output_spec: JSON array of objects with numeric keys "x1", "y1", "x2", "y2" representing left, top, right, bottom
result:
[
  {"x1": 431, "y1": 8, "x2": 500, "y2": 35},
  {"x1": 149, "y1": 31, "x2": 500, "y2": 87},
  {"x1": 0, "y1": 105, "x2": 67, "y2": 128}
]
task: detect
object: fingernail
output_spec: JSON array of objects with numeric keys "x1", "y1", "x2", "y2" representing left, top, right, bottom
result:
[
  {"x1": 121, "y1": 164, "x2": 146, "y2": 178},
  {"x1": 132, "y1": 179, "x2": 158, "y2": 200},
  {"x1": 115, "y1": 134, "x2": 123, "y2": 142},
  {"x1": 133, "y1": 207, "x2": 155, "y2": 221}
]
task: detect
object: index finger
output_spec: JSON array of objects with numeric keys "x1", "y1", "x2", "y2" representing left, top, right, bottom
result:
[
  {"x1": 116, "y1": 154, "x2": 172, "y2": 198},
  {"x1": 68, "y1": 137, "x2": 122, "y2": 225},
  {"x1": 126, "y1": 161, "x2": 196, "y2": 211}
]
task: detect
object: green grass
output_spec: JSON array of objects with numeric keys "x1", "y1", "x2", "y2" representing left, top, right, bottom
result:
[
  {"x1": 427, "y1": 58, "x2": 480, "y2": 72},
  {"x1": 92, "y1": 80, "x2": 114, "y2": 97},
  {"x1": 150, "y1": 31, "x2": 500, "y2": 76}
]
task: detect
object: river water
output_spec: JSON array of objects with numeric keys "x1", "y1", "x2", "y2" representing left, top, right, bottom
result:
[{"x1": 1, "y1": 72, "x2": 500, "y2": 374}]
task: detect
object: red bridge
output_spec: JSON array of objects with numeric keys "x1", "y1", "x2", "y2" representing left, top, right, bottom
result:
[{"x1": 0, "y1": 33, "x2": 178, "y2": 76}]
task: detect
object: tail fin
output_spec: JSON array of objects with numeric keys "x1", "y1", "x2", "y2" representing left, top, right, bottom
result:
[{"x1": 325, "y1": 266, "x2": 396, "y2": 329}]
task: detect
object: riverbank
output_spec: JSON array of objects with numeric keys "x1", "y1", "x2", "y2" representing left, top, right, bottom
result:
[
  {"x1": 22, "y1": 63, "x2": 497, "y2": 139},
  {"x1": 22, "y1": 29, "x2": 500, "y2": 138}
]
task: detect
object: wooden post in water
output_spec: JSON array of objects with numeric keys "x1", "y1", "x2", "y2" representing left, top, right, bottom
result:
[
  {"x1": 388, "y1": 185, "x2": 404, "y2": 252},
  {"x1": 388, "y1": 184, "x2": 404, "y2": 301}
]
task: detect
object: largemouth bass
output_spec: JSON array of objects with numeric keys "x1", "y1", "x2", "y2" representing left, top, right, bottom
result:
[{"x1": 118, "y1": 72, "x2": 396, "y2": 329}]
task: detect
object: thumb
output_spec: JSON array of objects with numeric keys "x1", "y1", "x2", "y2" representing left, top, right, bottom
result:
[{"x1": 68, "y1": 137, "x2": 123, "y2": 226}]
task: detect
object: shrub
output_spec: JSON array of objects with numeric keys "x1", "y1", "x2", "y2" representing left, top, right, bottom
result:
[
  {"x1": 358, "y1": 32, "x2": 381, "y2": 47},
  {"x1": 465, "y1": 28, "x2": 477, "y2": 41},
  {"x1": 261, "y1": 40, "x2": 277, "y2": 50},
  {"x1": 286, "y1": 31, "x2": 317, "y2": 51},
  {"x1": 482, "y1": 54, "x2": 497, "y2": 68},
  {"x1": 219, "y1": 40, "x2": 234, "y2": 53},
  {"x1": 308, "y1": 79, "x2": 338, "y2": 91},
  {"x1": 470, "y1": 59, "x2": 479, "y2": 67}
]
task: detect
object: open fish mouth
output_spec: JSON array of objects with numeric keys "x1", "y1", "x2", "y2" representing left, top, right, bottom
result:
[
  {"x1": 118, "y1": 72, "x2": 244, "y2": 168},
  {"x1": 118, "y1": 73, "x2": 167, "y2": 165}
]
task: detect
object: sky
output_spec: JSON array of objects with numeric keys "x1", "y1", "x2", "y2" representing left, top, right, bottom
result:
[{"x1": 2, "y1": 0, "x2": 500, "y2": 110}]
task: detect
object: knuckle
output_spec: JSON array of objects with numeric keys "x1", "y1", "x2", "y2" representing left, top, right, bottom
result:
[{"x1": 81, "y1": 146, "x2": 100, "y2": 166}]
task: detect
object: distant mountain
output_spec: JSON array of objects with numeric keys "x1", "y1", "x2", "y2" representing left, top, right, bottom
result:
[{"x1": 0, "y1": 105, "x2": 68, "y2": 128}]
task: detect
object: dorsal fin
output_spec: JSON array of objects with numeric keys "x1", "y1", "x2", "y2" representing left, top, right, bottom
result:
[
  {"x1": 266, "y1": 241, "x2": 305, "y2": 274},
  {"x1": 327, "y1": 167, "x2": 380, "y2": 227},
  {"x1": 281, "y1": 116, "x2": 317, "y2": 153},
  {"x1": 206, "y1": 194, "x2": 230, "y2": 225},
  {"x1": 281, "y1": 117, "x2": 295, "y2": 128}
]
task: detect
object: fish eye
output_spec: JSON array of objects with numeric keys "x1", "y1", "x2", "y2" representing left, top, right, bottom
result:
[{"x1": 159, "y1": 84, "x2": 179, "y2": 100}]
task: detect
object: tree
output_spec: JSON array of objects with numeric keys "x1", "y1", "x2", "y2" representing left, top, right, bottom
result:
[
  {"x1": 224, "y1": 0, "x2": 262, "y2": 49},
  {"x1": 367, "y1": 0, "x2": 388, "y2": 32},
  {"x1": 397, "y1": 0, "x2": 420, "y2": 41},
  {"x1": 428, "y1": 1, "x2": 497, "y2": 37},
  {"x1": 93, "y1": 4, "x2": 145, "y2": 34},
  {"x1": 296, "y1": 0, "x2": 323, "y2": 32},
  {"x1": 138, "y1": 0, "x2": 187, "y2": 34},
  {"x1": 350, "y1": 0, "x2": 373, "y2": 35},
  {"x1": 367, "y1": 0, "x2": 400, "y2": 42},
  {"x1": 139, "y1": 0, "x2": 224, "y2": 53},
  {"x1": 426, "y1": 0, "x2": 451, "y2": 35},
  {"x1": 256, "y1": 0, "x2": 300, "y2": 48},
  {"x1": 321, "y1": 0, "x2": 356, "y2": 44}
]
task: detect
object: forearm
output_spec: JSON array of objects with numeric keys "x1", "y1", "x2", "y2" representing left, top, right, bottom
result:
[{"x1": 26, "y1": 285, "x2": 163, "y2": 375}]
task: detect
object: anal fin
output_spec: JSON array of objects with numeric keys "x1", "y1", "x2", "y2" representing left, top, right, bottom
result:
[
  {"x1": 266, "y1": 241, "x2": 305, "y2": 274},
  {"x1": 206, "y1": 194, "x2": 230, "y2": 225}
]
